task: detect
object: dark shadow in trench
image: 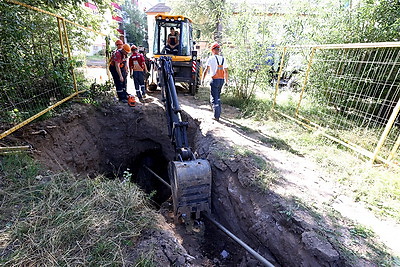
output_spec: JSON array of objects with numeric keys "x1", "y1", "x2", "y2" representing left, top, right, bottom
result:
[{"x1": 128, "y1": 149, "x2": 171, "y2": 207}]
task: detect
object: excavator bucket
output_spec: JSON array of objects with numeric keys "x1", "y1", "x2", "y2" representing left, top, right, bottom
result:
[{"x1": 168, "y1": 159, "x2": 211, "y2": 220}]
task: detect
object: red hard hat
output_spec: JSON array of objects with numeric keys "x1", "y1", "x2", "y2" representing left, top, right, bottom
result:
[
  {"x1": 131, "y1": 45, "x2": 137, "y2": 51},
  {"x1": 211, "y1": 42, "x2": 220, "y2": 50},
  {"x1": 115, "y1": 39, "x2": 123, "y2": 45},
  {"x1": 128, "y1": 95, "x2": 136, "y2": 107}
]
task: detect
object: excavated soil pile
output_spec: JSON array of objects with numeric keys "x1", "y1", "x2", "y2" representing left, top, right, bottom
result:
[{"x1": 10, "y1": 94, "x2": 378, "y2": 266}]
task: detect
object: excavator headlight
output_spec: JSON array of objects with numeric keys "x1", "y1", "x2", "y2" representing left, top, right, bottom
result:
[
  {"x1": 158, "y1": 16, "x2": 162, "y2": 20},
  {"x1": 166, "y1": 18, "x2": 169, "y2": 21},
  {"x1": 171, "y1": 18, "x2": 175, "y2": 21},
  {"x1": 178, "y1": 17, "x2": 182, "y2": 21}
]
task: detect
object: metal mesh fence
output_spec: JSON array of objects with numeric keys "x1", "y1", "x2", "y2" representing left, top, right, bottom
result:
[
  {"x1": 0, "y1": 3, "x2": 72, "y2": 124},
  {"x1": 273, "y1": 43, "x2": 400, "y2": 166},
  {"x1": 0, "y1": 0, "x2": 109, "y2": 140}
]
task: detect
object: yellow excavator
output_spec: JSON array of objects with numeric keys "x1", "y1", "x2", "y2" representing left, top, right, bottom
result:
[
  {"x1": 146, "y1": 14, "x2": 211, "y2": 221},
  {"x1": 147, "y1": 14, "x2": 201, "y2": 96}
]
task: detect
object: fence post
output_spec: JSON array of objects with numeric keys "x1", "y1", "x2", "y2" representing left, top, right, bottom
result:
[
  {"x1": 57, "y1": 18, "x2": 65, "y2": 55},
  {"x1": 272, "y1": 47, "x2": 287, "y2": 110},
  {"x1": 296, "y1": 47, "x2": 316, "y2": 116},
  {"x1": 372, "y1": 97, "x2": 400, "y2": 164},
  {"x1": 387, "y1": 133, "x2": 400, "y2": 164}
]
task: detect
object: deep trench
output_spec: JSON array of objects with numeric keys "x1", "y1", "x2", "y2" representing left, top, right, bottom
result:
[
  {"x1": 126, "y1": 149, "x2": 250, "y2": 265},
  {"x1": 19, "y1": 99, "x2": 355, "y2": 266},
  {"x1": 21, "y1": 102, "x2": 258, "y2": 266},
  {"x1": 128, "y1": 149, "x2": 171, "y2": 206}
]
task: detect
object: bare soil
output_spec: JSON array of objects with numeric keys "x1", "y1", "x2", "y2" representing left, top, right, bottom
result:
[{"x1": 7, "y1": 88, "x2": 399, "y2": 266}]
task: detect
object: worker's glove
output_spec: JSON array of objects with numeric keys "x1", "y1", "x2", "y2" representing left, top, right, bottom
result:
[
  {"x1": 130, "y1": 74, "x2": 133, "y2": 79},
  {"x1": 201, "y1": 80, "x2": 204, "y2": 86}
]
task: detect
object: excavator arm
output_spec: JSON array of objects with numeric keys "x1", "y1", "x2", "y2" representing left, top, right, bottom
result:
[
  {"x1": 158, "y1": 57, "x2": 194, "y2": 161},
  {"x1": 156, "y1": 56, "x2": 211, "y2": 220}
]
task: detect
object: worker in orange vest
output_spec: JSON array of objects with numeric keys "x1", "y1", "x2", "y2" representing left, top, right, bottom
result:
[
  {"x1": 109, "y1": 42, "x2": 130, "y2": 102},
  {"x1": 201, "y1": 42, "x2": 229, "y2": 121}
]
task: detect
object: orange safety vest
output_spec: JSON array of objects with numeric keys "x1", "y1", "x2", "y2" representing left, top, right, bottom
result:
[
  {"x1": 109, "y1": 50, "x2": 126, "y2": 68},
  {"x1": 212, "y1": 56, "x2": 225, "y2": 79}
]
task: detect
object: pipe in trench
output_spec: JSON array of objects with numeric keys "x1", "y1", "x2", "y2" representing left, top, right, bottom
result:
[{"x1": 144, "y1": 164, "x2": 275, "y2": 267}]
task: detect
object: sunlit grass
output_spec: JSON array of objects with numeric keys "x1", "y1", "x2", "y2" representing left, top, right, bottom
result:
[
  {"x1": 222, "y1": 92, "x2": 400, "y2": 224},
  {"x1": 0, "y1": 154, "x2": 157, "y2": 266}
]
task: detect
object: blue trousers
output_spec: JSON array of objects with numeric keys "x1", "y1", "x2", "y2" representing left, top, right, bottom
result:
[
  {"x1": 109, "y1": 65, "x2": 128, "y2": 100},
  {"x1": 210, "y1": 78, "x2": 224, "y2": 119},
  {"x1": 133, "y1": 71, "x2": 145, "y2": 99}
]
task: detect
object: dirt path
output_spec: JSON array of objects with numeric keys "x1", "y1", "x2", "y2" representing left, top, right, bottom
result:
[{"x1": 177, "y1": 92, "x2": 400, "y2": 264}]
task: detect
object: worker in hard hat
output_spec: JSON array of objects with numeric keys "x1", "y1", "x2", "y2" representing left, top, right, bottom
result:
[
  {"x1": 115, "y1": 39, "x2": 123, "y2": 50},
  {"x1": 109, "y1": 42, "x2": 131, "y2": 102},
  {"x1": 201, "y1": 42, "x2": 229, "y2": 121},
  {"x1": 129, "y1": 45, "x2": 148, "y2": 102}
]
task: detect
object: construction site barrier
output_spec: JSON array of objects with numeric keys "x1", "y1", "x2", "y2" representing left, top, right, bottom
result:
[
  {"x1": 272, "y1": 42, "x2": 400, "y2": 167},
  {"x1": 0, "y1": 0, "x2": 110, "y2": 143}
]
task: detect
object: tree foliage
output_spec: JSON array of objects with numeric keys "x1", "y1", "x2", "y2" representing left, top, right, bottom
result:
[
  {"x1": 169, "y1": 0, "x2": 227, "y2": 41},
  {"x1": 0, "y1": 0, "x2": 113, "y2": 122},
  {"x1": 222, "y1": 4, "x2": 275, "y2": 99},
  {"x1": 121, "y1": 0, "x2": 147, "y2": 47},
  {"x1": 170, "y1": 0, "x2": 399, "y2": 102}
]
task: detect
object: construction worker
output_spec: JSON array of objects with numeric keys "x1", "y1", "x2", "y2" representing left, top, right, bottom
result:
[
  {"x1": 109, "y1": 43, "x2": 131, "y2": 102},
  {"x1": 201, "y1": 42, "x2": 229, "y2": 121},
  {"x1": 165, "y1": 27, "x2": 179, "y2": 55},
  {"x1": 129, "y1": 45, "x2": 148, "y2": 102},
  {"x1": 114, "y1": 39, "x2": 123, "y2": 50}
]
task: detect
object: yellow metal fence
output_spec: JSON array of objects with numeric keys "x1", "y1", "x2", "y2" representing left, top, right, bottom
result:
[
  {"x1": 0, "y1": 0, "x2": 109, "y2": 142},
  {"x1": 272, "y1": 42, "x2": 400, "y2": 167}
]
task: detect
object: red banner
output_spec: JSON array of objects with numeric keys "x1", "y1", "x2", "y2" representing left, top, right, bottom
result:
[
  {"x1": 84, "y1": 2, "x2": 97, "y2": 10},
  {"x1": 112, "y1": 16, "x2": 123, "y2": 22}
]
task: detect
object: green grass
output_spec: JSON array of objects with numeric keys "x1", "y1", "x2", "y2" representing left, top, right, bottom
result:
[
  {"x1": 223, "y1": 93, "x2": 400, "y2": 223},
  {"x1": 220, "y1": 89, "x2": 400, "y2": 264},
  {"x1": 0, "y1": 153, "x2": 157, "y2": 266},
  {"x1": 214, "y1": 144, "x2": 282, "y2": 190}
]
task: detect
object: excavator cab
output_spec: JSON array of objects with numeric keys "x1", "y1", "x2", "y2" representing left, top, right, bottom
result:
[
  {"x1": 153, "y1": 15, "x2": 193, "y2": 56},
  {"x1": 148, "y1": 14, "x2": 201, "y2": 95}
]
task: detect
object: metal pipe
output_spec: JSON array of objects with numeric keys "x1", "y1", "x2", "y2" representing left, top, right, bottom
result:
[
  {"x1": 143, "y1": 165, "x2": 172, "y2": 189},
  {"x1": 5, "y1": 0, "x2": 107, "y2": 36},
  {"x1": 141, "y1": 165, "x2": 275, "y2": 266},
  {"x1": 57, "y1": 18, "x2": 64, "y2": 55},
  {"x1": 286, "y1": 41, "x2": 400, "y2": 49},
  {"x1": 61, "y1": 19, "x2": 78, "y2": 93},
  {"x1": 203, "y1": 213, "x2": 275, "y2": 267},
  {"x1": 387, "y1": 132, "x2": 400, "y2": 163}
]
